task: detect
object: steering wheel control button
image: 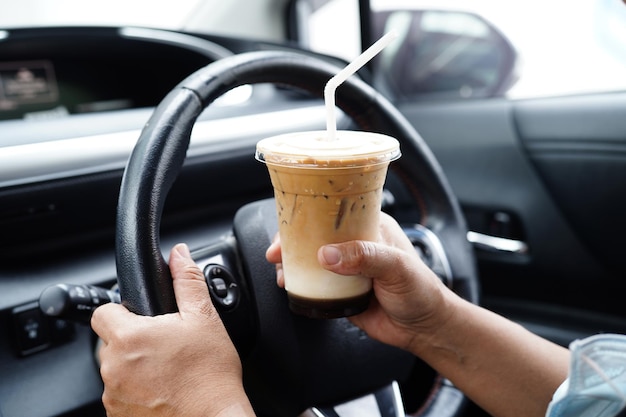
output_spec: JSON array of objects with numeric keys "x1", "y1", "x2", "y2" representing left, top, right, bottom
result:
[
  {"x1": 205, "y1": 265, "x2": 239, "y2": 310},
  {"x1": 210, "y1": 277, "x2": 228, "y2": 298}
]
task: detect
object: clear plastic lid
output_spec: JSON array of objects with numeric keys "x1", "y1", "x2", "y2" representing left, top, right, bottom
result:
[{"x1": 255, "y1": 130, "x2": 401, "y2": 168}]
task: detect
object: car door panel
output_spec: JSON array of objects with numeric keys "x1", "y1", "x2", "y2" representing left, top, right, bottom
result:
[
  {"x1": 514, "y1": 92, "x2": 626, "y2": 276},
  {"x1": 395, "y1": 94, "x2": 626, "y2": 346}
]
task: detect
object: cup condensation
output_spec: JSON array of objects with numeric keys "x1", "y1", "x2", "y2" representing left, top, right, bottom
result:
[{"x1": 256, "y1": 130, "x2": 400, "y2": 319}]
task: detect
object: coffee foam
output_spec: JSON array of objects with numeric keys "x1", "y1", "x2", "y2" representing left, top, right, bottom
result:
[{"x1": 256, "y1": 130, "x2": 400, "y2": 168}]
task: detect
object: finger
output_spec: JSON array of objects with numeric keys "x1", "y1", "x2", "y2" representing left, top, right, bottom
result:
[
  {"x1": 169, "y1": 243, "x2": 214, "y2": 319},
  {"x1": 317, "y1": 241, "x2": 406, "y2": 281},
  {"x1": 266, "y1": 234, "x2": 285, "y2": 287},
  {"x1": 275, "y1": 263, "x2": 284, "y2": 288},
  {"x1": 91, "y1": 302, "x2": 137, "y2": 344},
  {"x1": 378, "y1": 212, "x2": 416, "y2": 252},
  {"x1": 94, "y1": 337, "x2": 106, "y2": 368},
  {"x1": 265, "y1": 233, "x2": 281, "y2": 264}
]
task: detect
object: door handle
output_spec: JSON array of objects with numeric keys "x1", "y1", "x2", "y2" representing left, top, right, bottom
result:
[{"x1": 467, "y1": 231, "x2": 528, "y2": 254}]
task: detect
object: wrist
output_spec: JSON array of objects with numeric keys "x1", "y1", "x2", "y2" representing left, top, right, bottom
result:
[
  {"x1": 209, "y1": 384, "x2": 255, "y2": 417},
  {"x1": 404, "y1": 285, "x2": 465, "y2": 357}
]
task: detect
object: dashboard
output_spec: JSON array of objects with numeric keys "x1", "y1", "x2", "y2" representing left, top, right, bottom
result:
[{"x1": 0, "y1": 27, "x2": 235, "y2": 121}]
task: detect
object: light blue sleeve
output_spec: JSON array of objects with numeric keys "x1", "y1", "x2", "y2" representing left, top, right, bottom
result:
[{"x1": 545, "y1": 334, "x2": 626, "y2": 417}]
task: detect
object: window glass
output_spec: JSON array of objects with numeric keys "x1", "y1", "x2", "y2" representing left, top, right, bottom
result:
[
  {"x1": 302, "y1": 0, "x2": 626, "y2": 100},
  {"x1": 299, "y1": 0, "x2": 362, "y2": 62}
]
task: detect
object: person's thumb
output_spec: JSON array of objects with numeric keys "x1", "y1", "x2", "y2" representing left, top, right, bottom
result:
[
  {"x1": 317, "y1": 240, "x2": 402, "y2": 282},
  {"x1": 169, "y1": 243, "x2": 213, "y2": 318}
]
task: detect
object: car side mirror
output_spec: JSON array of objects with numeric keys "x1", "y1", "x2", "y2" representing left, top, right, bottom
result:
[{"x1": 369, "y1": 8, "x2": 518, "y2": 101}]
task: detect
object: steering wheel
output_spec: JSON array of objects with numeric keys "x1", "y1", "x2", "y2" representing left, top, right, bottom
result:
[{"x1": 116, "y1": 50, "x2": 479, "y2": 417}]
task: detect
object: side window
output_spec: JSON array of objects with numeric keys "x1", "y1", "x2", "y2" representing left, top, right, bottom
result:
[
  {"x1": 291, "y1": 0, "x2": 517, "y2": 101},
  {"x1": 370, "y1": 9, "x2": 517, "y2": 101},
  {"x1": 290, "y1": 0, "x2": 362, "y2": 62}
]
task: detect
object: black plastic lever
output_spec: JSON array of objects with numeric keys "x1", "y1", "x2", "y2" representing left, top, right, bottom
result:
[{"x1": 39, "y1": 284, "x2": 120, "y2": 324}]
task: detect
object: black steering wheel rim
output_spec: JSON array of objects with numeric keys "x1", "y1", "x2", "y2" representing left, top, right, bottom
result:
[{"x1": 116, "y1": 50, "x2": 478, "y2": 416}]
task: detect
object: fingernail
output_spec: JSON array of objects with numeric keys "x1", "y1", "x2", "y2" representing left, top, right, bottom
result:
[
  {"x1": 320, "y1": 245, "x2": 342, "y2": 265},
  {"x1": 175, "y1": 243, "x2": 191, "y2": 258}
]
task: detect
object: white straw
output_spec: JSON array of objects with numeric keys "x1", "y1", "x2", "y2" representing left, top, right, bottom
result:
[{"x1": 324, "y1": 30, "x2": 398, "y2": 141}]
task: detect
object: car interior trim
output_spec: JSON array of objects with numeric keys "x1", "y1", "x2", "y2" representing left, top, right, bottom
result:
[{"x1": 118, "y1": 26, "x2": 234, "y2": 60}]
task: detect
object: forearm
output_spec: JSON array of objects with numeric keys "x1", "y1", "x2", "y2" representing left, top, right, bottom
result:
[{"x1": 411, "y1": 294, "x2": 569, "y2": 417}]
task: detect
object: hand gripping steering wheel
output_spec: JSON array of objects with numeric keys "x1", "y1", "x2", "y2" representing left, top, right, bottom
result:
[{"x1": 116, "y1": 50, "x2": 479, "y2": 417}]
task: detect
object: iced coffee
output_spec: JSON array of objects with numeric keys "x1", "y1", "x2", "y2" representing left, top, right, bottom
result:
[{"x1": 256, "y1": 130, "x2": 400, "y2": 319}]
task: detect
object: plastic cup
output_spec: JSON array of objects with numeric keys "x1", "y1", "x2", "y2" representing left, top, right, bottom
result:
[{"x1": 256, "y1": 130, "x2": 401, "y2": 319}]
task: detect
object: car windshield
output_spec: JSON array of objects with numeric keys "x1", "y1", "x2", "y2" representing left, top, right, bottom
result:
[
  {"x1": 0, "y1": 0, "x2": 284, "y2": 41},
  {"x1": 0, "y1": 1, "x2": 197, "y2": 30}
]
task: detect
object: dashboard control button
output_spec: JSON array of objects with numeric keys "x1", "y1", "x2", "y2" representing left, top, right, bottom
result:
[{"x1": 12, "y1": 302, "x2": 50, "y2": 356}]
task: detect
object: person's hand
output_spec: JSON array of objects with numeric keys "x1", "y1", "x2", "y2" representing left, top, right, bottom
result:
[
  {"x1": 265, "y1": 212, "x2": 455, "y2": 353},
  {"x1": 268, "y1": 213, "x2": 571, "y2": 417},
  {"x1": 91, "y1": 243, "x2": 255, "y2": 417}
]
